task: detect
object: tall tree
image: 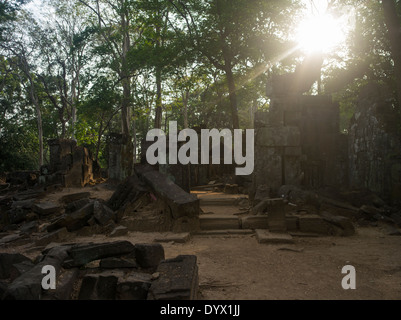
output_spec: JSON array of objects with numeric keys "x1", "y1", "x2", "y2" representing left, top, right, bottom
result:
[
  {"x1": 382, "y1": 0, "x2": 401, "y2": 111},
  {"x1": 170, "y1": 0, "x2": 297, "y2": 129}
]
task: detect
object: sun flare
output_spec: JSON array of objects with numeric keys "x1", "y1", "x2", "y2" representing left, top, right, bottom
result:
[{"x1": 296, "y1": 13, "x2": 347, "y2": 54}]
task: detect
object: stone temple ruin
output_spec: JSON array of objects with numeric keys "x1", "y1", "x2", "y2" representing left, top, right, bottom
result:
[{"x1": 0, "y1": 56, "x2": 401, "y2": 300}]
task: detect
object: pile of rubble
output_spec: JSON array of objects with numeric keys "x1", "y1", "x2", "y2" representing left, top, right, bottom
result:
[
  {"x1": 249, "y1": 184, "x2": 401, "y2": 237},
  {"x1": 0, "y1": 241, "x2": 198, "y2": 300},
  {"x1": 0, "y1": 165, "x2": 200, "y2": 249}
]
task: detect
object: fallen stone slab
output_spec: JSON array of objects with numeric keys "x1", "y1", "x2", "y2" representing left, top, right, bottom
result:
[
  {"x1": 78, "y1": 271, "x2": 122, "y2": 300},
  {"x1": 8, "y1": 260, "x2": 35, "y2": 282},
  {"x1": 6, "y1": 207, "x2": 28, "y2": 224},
  {"x1": 0, "y1": 233, "x2": 25, "y2": 245},
  {"x1": 135, "y1": 243, "x2": 165, "y2": 269},
  {"x1": 194, "y1": 229, "x2": 254, "y2": 236},
  {"x1": 47, "y1": 202, "x2": 94, "y2": 232},
  {"x1": 286, "y1": 215, "x2": 299, "y2": 232},
  {"x1": 64, "y1": 241, "x2": 135, "y2": 268},
  {"x1": 147, "y1": 255, "x2": 198, "y2": 300},
  {"x1": 42, "y1": 268, "x2": 79, "y2": 300},
  {"x1": 116, "y1": 273, "x2": 152, "y2": 300},
  {"x1": 140, "y1": 170, "x2": 199, "y2": 219},
  {"x1": 65, "y1": 198, "x2": 91, "y2": 214},
  {"x1": 20, "y1": 221, "x2": 39, "y2": 234},
  {"x1": 199, "y1": 215, "x2": 240, "y2": 230},
  {"x1": 3, "y1": 246, "x2": 70, "y2": 300},
  {"x1": 0, "y1": 253, "x2": 32, "y2": 280},
  {"x1": 35, "y1": 227, "x2": 70, "y2": 247},
  {"x1": 255, "y1": 229, "x2": 294, "y2": 244},
  {"x1": 241, "y1": 216, "x2": 269, "y2": 229},
  {"x1": 93, "y1": 201, "x2": 114, "y2": 226},
  {"x1": 109, "y1": 226, "x2": 128, "y2": 237},
  {"x1": 154, "y1": 232, "x2": 191, "y2": 244},
  {"x1": 298, "y1": 215, "x2": 331, "y2": 235},
  {"x1": 100, "y1": 257, "x2": 137, "y2": 269},
  {"x1": 321, "y1": 212, "x2": 355, "y2": 236},
  {"x1": 33, "y1": 202, "x2": 62, "y2": 216},
  {"x1": 11, "y1": 199, "x2": 35, "y2": 210},
  {"x1": 61, "y1": 192, "x2": 90, "y2": 204}
]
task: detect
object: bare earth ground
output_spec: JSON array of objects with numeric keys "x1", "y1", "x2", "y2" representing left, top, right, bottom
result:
[{"x1": 3, "y1": 184, "x2": 401, "y2": 300}]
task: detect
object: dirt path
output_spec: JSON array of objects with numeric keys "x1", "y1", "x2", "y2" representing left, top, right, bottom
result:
[{"x1": 24, "y1": 226, "x2": 398, "y2": 300}]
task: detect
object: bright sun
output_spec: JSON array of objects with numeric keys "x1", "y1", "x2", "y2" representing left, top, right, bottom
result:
[{"x1": 296, "y1": 13, "x2": 347, "y2": 54}]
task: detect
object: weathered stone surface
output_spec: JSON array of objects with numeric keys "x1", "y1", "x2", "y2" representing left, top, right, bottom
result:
[
  {"x1": 224, "y1": 184, "x2": 239, "y2": 194},
  {"x1": 78, "y1": 271, "x2": 121, "y2": 300},
  {"x1": 100, "y1": 257, "x2": 137, "y2": 269},
  {"x1": 256, "y1": 126, "x2": 300, "y2": 147},
  {"x1": 135, "y1": 243, "x2": 165, "y2": 269},
  {"x1": 116, "y1": 273, "x2": 152, "y2": 300},
  {"x1": 109, "y1": 226, "x2": 128, "y2": 237},
  {"x1": 35, "y1": 227, "x2": 70, "y2": 247},
  {"x1": 93, "y1": 201, "x2": 114, "y2": 226},
  {"x1": 321, "y1": 212, "x2": 355, "y2": 236},
  {"x1": 3, "y1": 246, "x2": 69, "y2": 300},
  {"x1": 154, "y1": 233, "x2": 191, "y2": 244},
  {"x1": 286, "y1": 215, "x2": 299, "y2": 232},
  {"x1": 61, "y1": 192, "x2": 90, "y2": 204},
  {"x1": 140, "y1": 170, "x2": 199, "y2": 219},
  {"x1": 11, "y1": 199, "x2": 34, "y2": 210},
  {"x1": 0, "y1": 233, "x2": 25, "y2": 244},
  {"x1": 65, "y1": 198, "x2": 91, "y2": 214},
  {"x1": 255, "y1": 229, "x2": 294, "y2": 244},
  {"x1": 199, "y1": 215, "x2": 240, "y2": 230},
  {"x1": 43, "y1": 268, "x2": 79, "y2": 300},
  {"x1": 359, "y1": 205, "x2": 384, "y2": 219},
  {"x1": 241, "y1": 216, "x2": 269, "y2": 229},
  {"x1": 298, "y1": 215, "x2": 331, "y2": 235},
  {"x1": 0, "y1": 280, "x2": 7, "y2": 298},
  {"x1": 348, "y1": 83, "x2": 401, "y2": 204},
  {"x1": 33, "y1": 202, "x2": 61, "y2": 216},
  {"x1": 6, "y1": 207, "x2": 28, "y2": 224},
  {"x1": 0, "y1": 253, "x2": 32, "y2": 279},
  {"x1": 20, "y1": 221, "x2": 39, "y2": 234},
  {"x1": 253, "y1": 184, "x2": 271, "y2": 206},
  {"x1": 147, "y1": 255, "x2": 198, "y2": 300},
  {"x1": 47, "y1": 202, "x2": 94, "y2": 232},
  {"x1": 8, "y1": 261, "x2": 35, "y2": 282},
  {"x1": 64, "y1": 241, "x2": 135, "y2": 268},
  {"x1": 266, "y1": 199, "x2": 287, "y2": 232}
]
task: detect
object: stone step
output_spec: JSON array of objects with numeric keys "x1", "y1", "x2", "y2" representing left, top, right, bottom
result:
[
  {"x1": 194, "y1": 229, "x2": 254, "y2": 236},
  {"x1": 199, "y1": 215, "x2": 240, "y2": 230},
  {"x1": 255, "y1": 229, "x2": 294, "y2": 244},
  {"x1": 199, "y1": 197, "x2": 239, "y2": 206}
]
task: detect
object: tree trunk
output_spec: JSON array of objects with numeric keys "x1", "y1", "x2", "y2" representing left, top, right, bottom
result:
[
  {"x1": 225, "y1": 66, "x2": 240, "y2": 129},
  {"x1": 154, "y1": 66, "x2": 162, "y2": 129},
  {"x1": 382, "y1": 0, "x2": 401, "y2": 111},
  {"x1": 121, "y1": 11, "x2": 131, "y2": 136},
  {"x1": 182, "y1": 90, "x2": 189, "y2": 128}
]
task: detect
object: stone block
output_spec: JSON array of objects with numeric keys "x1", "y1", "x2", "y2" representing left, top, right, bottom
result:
[
  {"x1": 199, "y1": 215, "x2": 240, "y2": 230},
  {"x1": 35, "y1": 227, "x2": 70, "y2": 247},
  {"x1": 61, "y1": 192, "x2": 90, "y2": 204},
  {"x1": 256, "y1": 126, "x2": 300, "y2": 147},
  {"x1": 241, "y1": 216, "x2": 269, "y2": 229},
  {"x1": 116, "y1": 273, "x2": 152, "y2": 300},
  {"x1": 33, "y1": 202, "x2": 61, "y2": 216},
  {"x1": 147, "y1": 255, "x2": 198, "y2": 300},
  {"x1": 0, "y1": 253, "x2": 32, "y2": 280},
  {"x1": 64, "y1": 241, "x2": 135, "y2": 268},
  {"x1": 135, "y1": 243, "x2": 165, "y2": 269},
  {"x1": 298, "y1": 215, "x2": 331, "y2": 235},
  {"x1": 255, "y1": 229, "x2": 294, "y2": 244},
  {"x1": 267, "y1": 198, "x2": 287, "y2": 232},
  {"x1": 100, "y1": 257, "x2": 137, "y2": 269}
]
